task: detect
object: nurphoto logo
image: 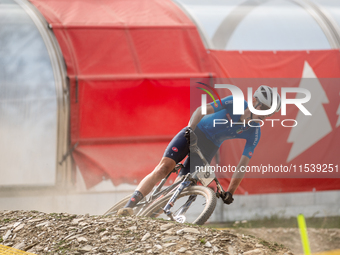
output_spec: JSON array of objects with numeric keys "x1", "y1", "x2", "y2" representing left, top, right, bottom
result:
[{"x1": 198, "y1": 83, "x2": 311, "y2": 128}]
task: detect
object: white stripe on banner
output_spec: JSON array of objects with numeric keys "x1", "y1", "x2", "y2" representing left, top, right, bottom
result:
[{"x1": 201, "y1": 94, "x2": 207, "y2": 115}]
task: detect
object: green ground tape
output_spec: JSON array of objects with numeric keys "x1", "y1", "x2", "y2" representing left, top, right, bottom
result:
[{"x1": 0, "y1": 244, "x2": 36, "y2": 255}]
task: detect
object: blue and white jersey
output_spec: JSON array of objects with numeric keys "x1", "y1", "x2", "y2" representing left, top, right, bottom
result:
[{"x1": 196, "y1": 96, "x2": 261, "y2": 159}]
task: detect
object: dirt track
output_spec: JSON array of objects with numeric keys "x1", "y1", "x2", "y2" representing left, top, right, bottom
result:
[
  {"x1": 0, "y1": 210, "x2": 293, "y2": 255},
  {"x1": 236, "y1": 227, "x2": 340, "y2": 255}
]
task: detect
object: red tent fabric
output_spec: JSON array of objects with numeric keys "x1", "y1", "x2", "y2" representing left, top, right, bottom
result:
[
  {"x1": 30, "y1": 0, "x2": 213, "y2": 188},
  {"x1": 30, "y1": 0, "x2": 340, "y2": 193}
]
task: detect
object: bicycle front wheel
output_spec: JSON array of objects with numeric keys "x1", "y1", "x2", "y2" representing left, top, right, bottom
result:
[{"x1": 140, "y1": 186, "x2": 217, "y2": 225}]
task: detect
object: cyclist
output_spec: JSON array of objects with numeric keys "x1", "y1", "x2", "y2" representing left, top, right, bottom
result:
[{"x1": 117, "y1": 85, "x2": 281, "y2": 216}]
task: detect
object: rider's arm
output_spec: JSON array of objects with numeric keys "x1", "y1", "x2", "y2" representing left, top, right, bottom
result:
[
  {"x1": 188, "y1": 104, "x2": 214, "y2": 130},
  {"x1": 227, "y1": 155, "x2": 249, "y2": 195},
  {"x1": 228, "y1": 127, "x2": 260, "y2": 194},
  {"x1": 188, "y1": 95, "x2": 233, "y2": 130}
]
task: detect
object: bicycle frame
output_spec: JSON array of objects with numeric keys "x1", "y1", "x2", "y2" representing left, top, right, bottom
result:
[
  {"x1": 148, "y1": 163, "x2": 183, "y2": 201},
  {"x1": 159, "y1": 142, "x2": 227, "y2": 221}
]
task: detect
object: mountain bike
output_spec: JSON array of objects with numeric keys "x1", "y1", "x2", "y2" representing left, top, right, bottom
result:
[{"x1": 104, "y1": 131, "x2": 229, "y2": 225}]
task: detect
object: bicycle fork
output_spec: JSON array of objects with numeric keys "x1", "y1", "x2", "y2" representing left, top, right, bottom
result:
[
  {"x1": 173, "y1": 195, "x2": 197, "y2": 222},
  {"x1": 162, "y1": 175, "x2": 192, "y2": 221}
]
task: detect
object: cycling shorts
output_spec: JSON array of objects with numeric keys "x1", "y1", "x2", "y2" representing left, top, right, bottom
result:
[{"x1": 163, "y1": 127, "x2": 219, "y2": 177}]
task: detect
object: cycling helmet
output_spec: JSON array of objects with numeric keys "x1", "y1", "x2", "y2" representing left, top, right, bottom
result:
[{"x1": 253, "y1": 85, "x2": 281, "y2": 112}]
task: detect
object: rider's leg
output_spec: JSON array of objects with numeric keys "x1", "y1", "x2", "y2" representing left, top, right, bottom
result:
[
  {"x1": 174, "y1": 156, "x2": 190, "y2": 183},
  {"x1": 174, "y1": 127, "x2": 219, "y2": 183},
  {"x1": 173, "y1": 153, "x2": 202, "y2": 183},
  {"x1": 118, "y1": 128, "x2": 189, "y2": 215},
  {"x1": 122, "y1": 157, "x2": 176, "y2": 209},
  {"x1": 137, "y1": 157, "x2": 176, "y2": 198}
]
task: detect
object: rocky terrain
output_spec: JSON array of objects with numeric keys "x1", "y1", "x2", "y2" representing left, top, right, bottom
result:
[
  {"x1": 237, "y1": 227, "x2": 340, "y2": 254},
  {"x1": 0, "y1": 210, "x2": 293, "y2": 255}
]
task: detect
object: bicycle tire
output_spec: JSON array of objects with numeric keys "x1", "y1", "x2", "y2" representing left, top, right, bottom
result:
[
  {"x1": 140, "y1": 186, "x2": 217, "y2": 225},
  {"x1": 103, "y1": 194, "x2": 149, "y2": 216},
  {"x1": 103, "y1": 194, "x2": 131, "y2": 216}
]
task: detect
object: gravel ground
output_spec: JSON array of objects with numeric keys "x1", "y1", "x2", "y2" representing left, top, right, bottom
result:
[
  {"x1": 236, "y1": 227, "x2": 340, "y2": 254},
  {"x1": 0, "y1": 210, "x2": 293, "y2": 255}
]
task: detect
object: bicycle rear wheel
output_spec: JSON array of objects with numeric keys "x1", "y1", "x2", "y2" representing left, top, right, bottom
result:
[
  {"x1": 140, "y1": 186, "x2": 216, "y2": 225},
  {"x1": 103, "y1": 194, "x2": 147, "y2": 216},
  {"x1": 103, "y1": 181, "x2": 181, "y2": 217}
]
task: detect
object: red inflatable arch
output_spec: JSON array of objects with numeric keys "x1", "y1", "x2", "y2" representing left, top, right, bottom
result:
[{"x1": 30, "y1": 0, "x2": 340, "y2": 193}]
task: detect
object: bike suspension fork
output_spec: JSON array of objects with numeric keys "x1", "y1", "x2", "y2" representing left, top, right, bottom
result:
[
  {"x1": 162, "y1": 177, "x2": 192, "y2": 218},
  {"x1": 174, "y1": 194, "x2": 197, "y2": 217}
]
